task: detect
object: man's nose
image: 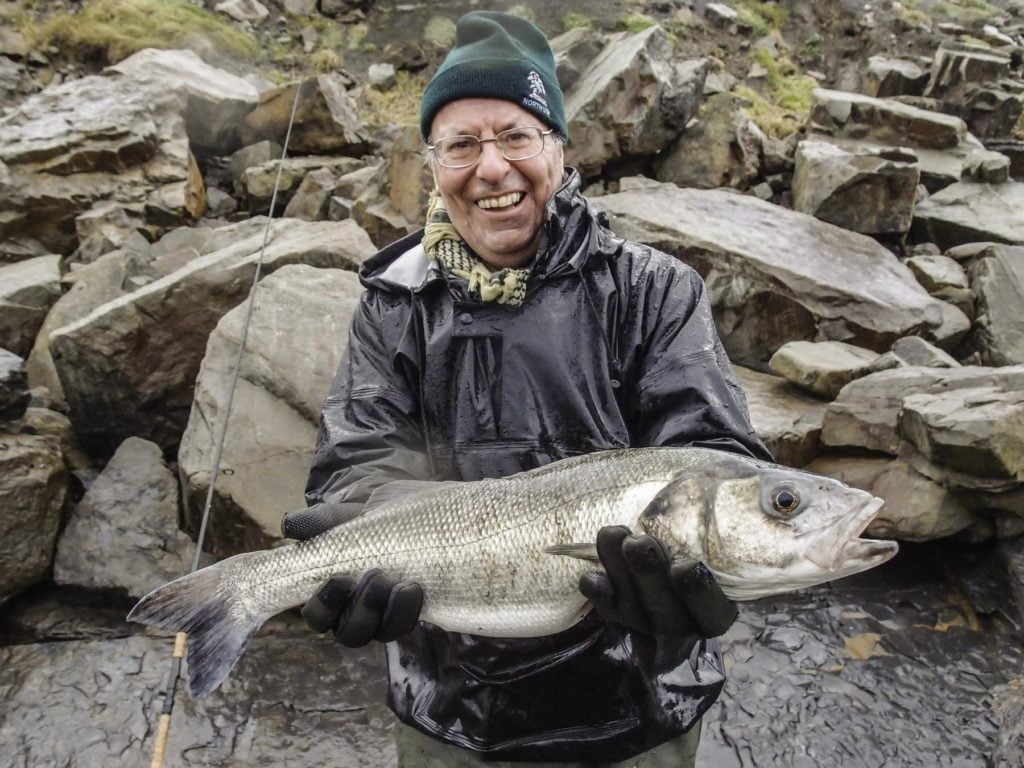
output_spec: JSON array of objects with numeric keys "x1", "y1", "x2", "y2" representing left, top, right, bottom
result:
[{"x1": 475, "y1": 139, "x2": 511, "y2": 182}]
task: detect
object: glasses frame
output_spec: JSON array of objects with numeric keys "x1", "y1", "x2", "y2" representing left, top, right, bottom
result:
[{"x1": 427, "y1": 126, "x2": 556, "y2": 169}]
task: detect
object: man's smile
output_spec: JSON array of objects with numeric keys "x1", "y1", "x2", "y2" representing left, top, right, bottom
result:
[{"x1": 475, "y1": 191, "x2": 526, "y2": 210}]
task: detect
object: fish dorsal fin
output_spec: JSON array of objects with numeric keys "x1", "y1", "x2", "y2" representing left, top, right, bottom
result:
[
  {"x1": 365, "y1": 480, "x2": 465, "y2": 513},
  {"x1": 544, "y1": 543, "x2": 600, "y2": 563}
]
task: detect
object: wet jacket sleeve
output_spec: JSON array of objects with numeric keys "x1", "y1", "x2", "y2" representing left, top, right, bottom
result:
[
  {"x1": 305, "y1": 291, "x2": 433, "y2": 507},
  {"x1": 624, "y1": 253, "x2": 773, "y2": 463}
]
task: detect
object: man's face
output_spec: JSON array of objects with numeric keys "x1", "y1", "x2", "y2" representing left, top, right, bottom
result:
[{"x1": 429, "y1": 98, "x2": 565, "y2": 271}]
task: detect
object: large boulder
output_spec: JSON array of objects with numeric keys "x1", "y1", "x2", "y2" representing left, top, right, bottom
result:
[
  {"x1": 178, "y1": 264, "x2": 362, "y2": 557},
  {"x1": 965, "y1": 244, "x2": 1024, "y2": 366},
  {"x1": 0, "y1": 411, "x2": 68, "y2": 604},
  {"x1": 768, "y1": 340, "x2": 879, "y2": 399},
  {"x1": 861, "y1": 55, "x2": 929, "y2": 98},
  {"x1": 48, "y1": 219, "x2": 375, "y2": 457},
  {"x1": 595, "y1": 182, "x2": 954, "y2": 368},
  {"x1": 564, "y1": 25, "x2": 708, "y2": 177},
  {"x1": 53, "y1": 437, "x2": 194, "y2": 597},
  {"x1": 734, "y1": 366, "x2": 827, "y2": 467},
  {"x1": 912, "y1": 182, "x2": 1024, "y2": 249},
  {"x1": 0, "y1": 254, "x2": 60, "y2": 356}
]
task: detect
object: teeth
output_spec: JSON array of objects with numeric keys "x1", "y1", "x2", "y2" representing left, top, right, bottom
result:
[{"x1": 476, "y1": 192, "x2": 524, "y2": 210}]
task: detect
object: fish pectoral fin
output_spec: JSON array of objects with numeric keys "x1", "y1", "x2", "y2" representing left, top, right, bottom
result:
[
  {"x1": 544, "y1": 543, "x2": 600, "y2": 563},
  {"x1": 365, "y1": 480, "x2": 465, "y2": 513}
]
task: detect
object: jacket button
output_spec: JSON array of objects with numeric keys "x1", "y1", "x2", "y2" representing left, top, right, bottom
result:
[{"x1": 459, "y1": 313, "x2": 473, "y2": 325}]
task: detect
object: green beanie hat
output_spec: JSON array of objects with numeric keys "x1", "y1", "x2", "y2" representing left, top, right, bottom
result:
[{"x1": 420, "y1": 11, "x2": 568, "y2": 142}]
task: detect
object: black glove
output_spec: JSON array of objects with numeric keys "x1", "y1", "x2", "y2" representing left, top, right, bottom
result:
[
  {"x1": 580, "y1": 526, "x2": 737, "y2": 638},
  {"x1": 281, "y1": 500, "x2": 365, "y2": 541},
  {"x1": 302, "y1": 568, "x2": 424, "y2": 647}
]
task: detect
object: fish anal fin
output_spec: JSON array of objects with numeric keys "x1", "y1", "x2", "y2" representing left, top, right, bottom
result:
[{"x1": 544, "y1": 543, "x2": 600, "y2": 563}]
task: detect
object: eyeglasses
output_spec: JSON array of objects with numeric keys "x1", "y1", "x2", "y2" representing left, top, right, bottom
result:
[{"x1": 428, "y1": 126, "x2": 555, "y2": 169}]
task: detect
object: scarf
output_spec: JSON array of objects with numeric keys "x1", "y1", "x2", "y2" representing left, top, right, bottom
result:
[{"x1": 423, "y1": 192, "x2": 530, "y2": 307}]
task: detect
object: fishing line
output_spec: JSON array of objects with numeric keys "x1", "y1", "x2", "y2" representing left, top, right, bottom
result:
[{"x1": 149, "y1": 78, "x2": 305, "y2": 768}]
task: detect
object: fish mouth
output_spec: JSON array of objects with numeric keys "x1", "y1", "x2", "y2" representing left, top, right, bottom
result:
[{"x1": 806, "y1": 497, "x2": 899, "y2": 572}]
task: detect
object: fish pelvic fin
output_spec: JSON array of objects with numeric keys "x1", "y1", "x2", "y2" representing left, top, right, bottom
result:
[
  {"x1": 127, "y1": 553, "x2": 265, "y2": 698},
  {"x1": 544, "y1": 543, "x2": 600, "y2": 563}
]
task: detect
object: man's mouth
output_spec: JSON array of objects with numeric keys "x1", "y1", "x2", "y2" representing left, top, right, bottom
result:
[{"x1": 476, "y1": 191, "x2": 525, "y2": 210}]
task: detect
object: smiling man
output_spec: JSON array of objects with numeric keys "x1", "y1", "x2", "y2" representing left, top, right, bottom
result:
[{"x1": 283, "y1": 10, "x2": 770, "y2": 768}]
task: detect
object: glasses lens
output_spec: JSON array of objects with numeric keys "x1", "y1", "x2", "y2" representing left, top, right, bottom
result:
[
  {"x1": 498, "y1": 127, "x2": 544, "y2": 160},
  {"x1": 435, "y1": 136, "x2": 480, "y2": 168}
]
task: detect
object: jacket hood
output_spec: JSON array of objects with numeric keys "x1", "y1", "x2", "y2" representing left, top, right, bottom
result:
[{"x1": 358, "y1": 167, "x2": 608, "y2": 295}]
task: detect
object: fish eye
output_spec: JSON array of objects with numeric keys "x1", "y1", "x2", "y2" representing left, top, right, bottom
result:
[{"x1": 772, "y1": 487, "x2": 801, "y2": 516}]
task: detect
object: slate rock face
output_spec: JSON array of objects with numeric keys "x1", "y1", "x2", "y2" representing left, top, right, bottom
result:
[
  {"x1": 595, "y1": 182, "x2": 951, "y2": 368},
  {"x1": 53, "y1": 437, "x2": 194, "y2": 598}
]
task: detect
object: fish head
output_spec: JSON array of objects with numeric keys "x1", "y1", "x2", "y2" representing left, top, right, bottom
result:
[{"x1": 640, "y1": 456, "x2": 898, "y2": 601}]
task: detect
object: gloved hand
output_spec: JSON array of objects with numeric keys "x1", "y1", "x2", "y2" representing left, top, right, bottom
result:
[
  {"x1": 302, "y1": 569, "x2": 424, "y2": 647},
  {"x1": 580, "y1": 526, "x2": 737, "y2": 638},
  {"x1": 280, "y1": 500, "x2": 365, "y2": 541}
]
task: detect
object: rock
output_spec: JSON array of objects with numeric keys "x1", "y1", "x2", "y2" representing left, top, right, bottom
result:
[
  {"x1": 0, "y1": 28, "x2": 29, "y2": 60},
  {"x1": 281, "y1": 167, "x2": 336, "y2": 220},
  {"x1": 769, "y1": 340, "x2": 879, "y2": 399},
  {"x1": 991, "y1": 678, "x2": 1024, "y2": 768},
  {"x1": 793, "y1": 140, "x2": 919, "y2": 235},
  {"x1": 0, "y1": 253, "x2": 60, "y2": 357},
  {"x1": 215, "y1": 0, "x2": 270, "y2": 23},
  {"x1": 985, "y1": 139, "x2": 1024, "y2": 180},
  {"x1": 823, "y1": 365, "x2": 1024, "y2": 455},
  {"x1": 921, "y1": 46, "x2": 1022, "y2": 139},
  {"x1": 655, "y1": 93, "x2": 763, "y2": 191},
  {"x1": 1003, "y1": 536, "x2": 1024, "y2": 627},
  {"x1": 913, "y1": 182, "x2": 1024, "y2": 249},
  {"x1": 72, "y1": 203, "x2": 143, "y2": 265},
  {"x1": 869, "y1": 336, "x2": 962, "y2": 372},
  {"x1": 49, "y1": 220, "x2": 375, "y2": 457},
  {"x1": 706, "y1": 2, "x2": 738, "y2": 25},
  {"x1": 809, "y1": 88, "x2": 967, "y2": 150},
  {"x1": 26, "y1": 247, "x2": 158, "y2": 401},
  {"x1": 925, "y1": 45, "x2": 1012, "y2": 99},
  {"x1": 734, "y1": 366, "x2": 827, "y2": 467},
  {"x1": 367, "y1": 63, "x2": 396, "y2": 90},
  {"x1": 961, "y1": 147, "x2": 1011, "y2": 183},
  {"x1": 283, "y1": 0, "x2": 317, "y2": 12},
  {"x1": 53, "y1": 437, "x2": 194, "y2": 598},
  {"x1": 806, "y1": 453, "x2": 979, "y2": 541},
  {"x1": 239, "y1": 74, "x2": 371, "y2": 156},
  {"x1": 0, "y1": 416, "x2": 67, "y2": 603},
  {"x1": 952, "y1": 82, "x2": 1024, "y2": 141},
  {"x1": 550, "y1": 26, "x2": 604, "y2": 93},
  {"x1": 358, "y1": 200, "x2": 412, "y2": 249},
  {"x1": 906, "y1": 254, "x2": 971, "y2": 300},
  {"x1": 564, "y1": 26, "x2": 709, "y2": 177},
  {"x1": 899, "y1": 385, "x2": 1024, "y2": 481},
  {"x1": 966, "y1": 244, "x2": 1024, "y2": 365},
  {"x1": 229, "y1": 140, "x2": 282, "y2": 196},
  {"x1": 205, "y1": 187, "x2": 237, "y2": 219},
  {"x1": 595, "y1": 182, "x2": 949, "y2": 368},
  {"x1": 241, "y1": 155, "x2": 364, "y2": 213},
  {"x1": 106, "y1": 48, "x2": 260, "y2": 155},
  {"x1": 423, "y1": 15, "x2": 457, "y2": 51},
  {"x1": 862, "y1": 55, "x2": 929, "y2": 98},
  {"x1": 0, "y1": 349, "x2": 29, "y2": 423},
  {"x1": 178, "y1": 265, "x2": 363, "y2": 556},
  {"x1": 387, "y1": 125, "x2": 432, "y2": 225}
]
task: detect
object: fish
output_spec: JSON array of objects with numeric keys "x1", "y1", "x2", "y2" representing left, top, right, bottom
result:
[{"x1": 128, "y1": 446, "x2": 898, "y2": 697}]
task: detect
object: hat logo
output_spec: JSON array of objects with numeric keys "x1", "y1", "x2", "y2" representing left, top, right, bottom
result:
[{"x1": 527, "y1": 71, "x2": 548, "y2": 107}]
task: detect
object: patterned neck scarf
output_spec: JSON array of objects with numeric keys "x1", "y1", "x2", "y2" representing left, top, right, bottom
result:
[{"x1": 423, "y1": 192, "x2": 530, "y2": 306}]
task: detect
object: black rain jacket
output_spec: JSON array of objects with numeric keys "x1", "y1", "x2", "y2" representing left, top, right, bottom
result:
[{"x1": 305, "y1": 169, "x2": 771, "y2": 763}]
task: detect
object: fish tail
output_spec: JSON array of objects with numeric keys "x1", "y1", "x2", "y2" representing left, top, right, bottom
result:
[{"x1": 127, "y1": 553, "x2": 265, "y2": 698}]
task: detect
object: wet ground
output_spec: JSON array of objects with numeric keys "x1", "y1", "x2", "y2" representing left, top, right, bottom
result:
[{"x1": 1, "y1": 540, "x2": 1022, "y2": 767}]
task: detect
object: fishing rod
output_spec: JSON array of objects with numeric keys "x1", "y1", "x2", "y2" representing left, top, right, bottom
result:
[{"x1": 148, "y1": 78, "x2": 305, "y2": 768}]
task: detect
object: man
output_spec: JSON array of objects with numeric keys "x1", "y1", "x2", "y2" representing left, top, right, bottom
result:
[{"x1": 282, "y1": 11, "x2": 771, "y2": 767}]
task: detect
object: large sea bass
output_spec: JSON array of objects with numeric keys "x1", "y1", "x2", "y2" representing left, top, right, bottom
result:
[{"x1": 129, "y1": 447, "x2": 898, "y2": 696}]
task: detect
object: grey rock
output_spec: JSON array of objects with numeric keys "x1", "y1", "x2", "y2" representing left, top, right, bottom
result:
[
  {"x1": 564, "y1": 26, "x2": 709, "y2": 177},
  {"x1": 241, "y1": 155, "x2": 364, "y2": 213},
  {"x1": 283, "y1": 0, "x2": 318, "y2": 12},
  {"x1": 985, "y1": 139, "x2": 1024, "y2": 180},
  {"x1": 806, "y1": 453, "x2": 980, "y2": 541},
  {"x1": 73, "y1": 202, "x2": 143, "y2": 265},
  {"x1": 823, "y1": 365, "x2": 1024, "y2": 455},
  {"x1": 906, "y1": 254, "x2": 973, "y2": 316},
  {"x1": 925, "y1": 45, "x2": 1012, "y2": 99},
  {"x1": 706, "y1": 2, "x2": 738, "y2": 25},
  {"x1": 1002, "y1": 536, "x2": 1024, "y2": 627},
  {"x1": 967, "y1": 244, "x2": 1024, "y2": 365},
  {"x1": 862, "y1": 55, "x2": 929, "y2": 98},
  {"x1": 809, "y1": 88, "x2": 967, "y2": 150},
  {"x1": 282, "y1": 167, "x2": 337, "y2": 220},
  {"x1": 899, "y1": 385, "x2": 1024, "y2": 481},
  {"x1": 53, "y1": 437, "x2": 193, "y2": 598},
  {"x1": 49, "y1": 219, "x2": 375, "y2": 457},
  {"x1": 328, "y1": 195, "x2": 353, "y2": 220},
  {"x1": 205, "y1": 186, "x2": 237, "y2": 218},
  {"x1": 769, "y1": 341, "x2": 879, "y2": 399},
  {"x1": 869, "y1": 336, "x2": 962, "y2": 372},
  {"x1": 387, "y1": 125, "x2": 432, "y2": 225},
  {"x1": 655, "y1": 93, "x2": 763, "y2": 191},
  {"x1": 215, "y1": 0, "x2": 270, "y2": 23},
  {"x1": 0, "y1": 253, "x2": 60, "y2": 357},
  {"x1": 229, "y1": 140, "x2": 282, "y2": 196},
  {"x1": 991, "y1": 678, "x2": 1024, "y2": 768},
  {"x1": 0, "y1": 416, "x2": 67, "y2": 604},
  {"x1": 793, "y1": 140, "x2": 919, "y2": 235},
  {"x1": 0, "y1": 348, "x2": 29, "y2": 423},
  {"x1": 239, "y1": 74, "x2": 371, "y2": 156},
  {"x1": 0, "y1": 27, "x2": 29, "y2": 60},
  {"x1": 961, "y1": 148, "x2": 1011, "y2": 183},
  {"x1": 550, "y1": 26, "x2": 604, "y2": 93},
  {"x1": 912, "y1": 182, "x2": 1024, "y2": 249},
  {"x1": 178, "y1": 265, "x2": 363, "y2": 556},
  {"x1": 734, "y1": 366, "x2": 827, "y2": 467},
  {"x1": 595, "y1": 183, "x2": 950, "y2": 368},
  {"x1": 367, "y1": 63, "x2": 396, "y2": 90}
]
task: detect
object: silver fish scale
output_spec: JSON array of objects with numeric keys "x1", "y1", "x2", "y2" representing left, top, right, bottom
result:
[{"x1": 231, "y1": 447, "x2": 717, "y2": 637}]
